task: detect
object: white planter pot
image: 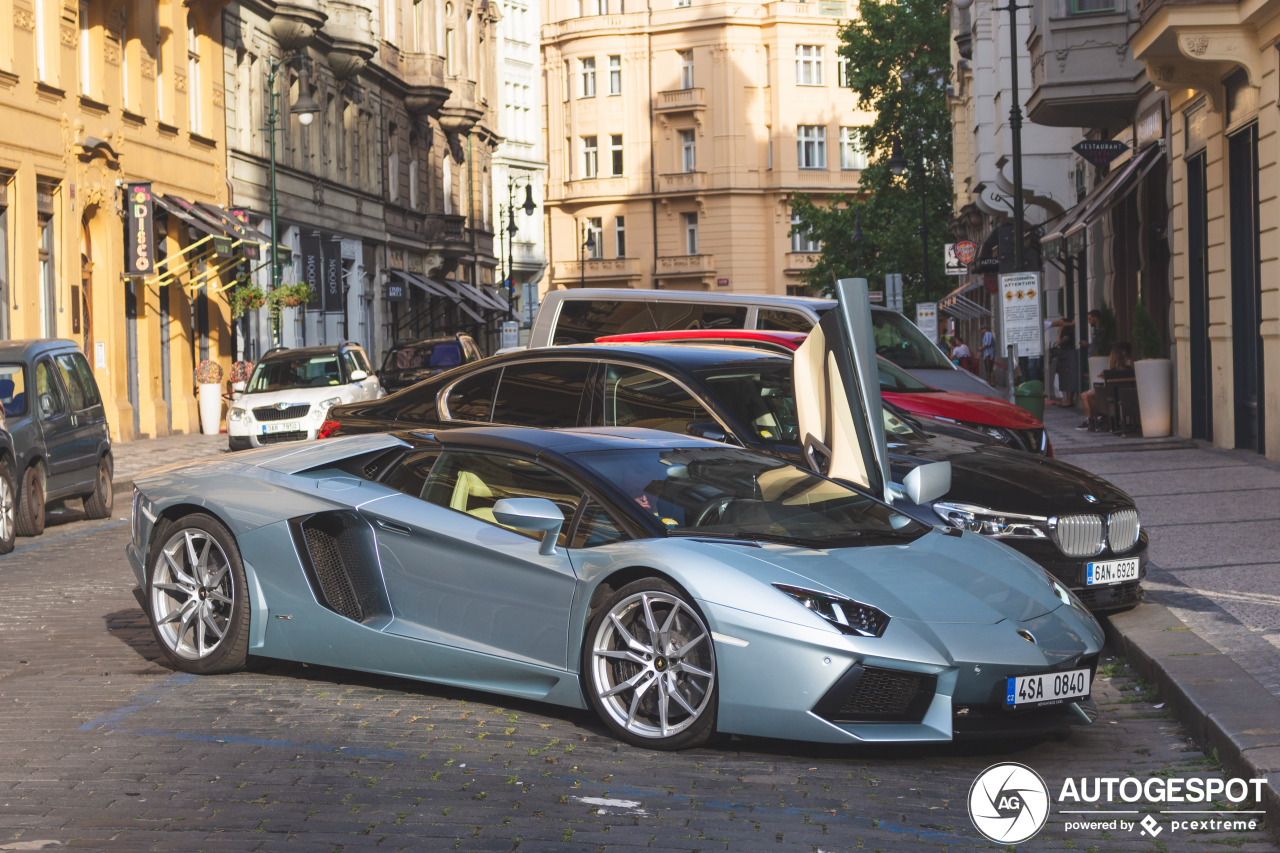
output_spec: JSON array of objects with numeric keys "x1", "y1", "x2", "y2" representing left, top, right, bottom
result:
[
  {"x1": 1087, "y1": 356, "x2": 1110, "y2": 390},
  {"x1": 1134, "y1": 358, "x2": 1172, "y2": 438},
  {"x1": 198, "y1": 383, "x2": 223, "y2": 436}
]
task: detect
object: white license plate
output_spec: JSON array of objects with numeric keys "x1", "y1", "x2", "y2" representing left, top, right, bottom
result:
[
  {"x1": 1086, "y1": 558, "x2": 1140, "y2": 586},
  {"x1": 1006, "y1": 667, "x2": 1091, "y2": 707},
  {"x1": 262, "y1": 421, "x2": 300, "y2": 434}
]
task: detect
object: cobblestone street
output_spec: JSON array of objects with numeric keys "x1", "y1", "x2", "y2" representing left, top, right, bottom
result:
[{"x1": 0, "y1": 505, "x2": 1272, "y2": 851}]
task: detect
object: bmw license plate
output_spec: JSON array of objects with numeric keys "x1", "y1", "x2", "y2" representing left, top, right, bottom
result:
[
  {"x1": 1085, "y1": 558, "x2": 1140, "y2": 586},
  {"x1": 1006, "y1": 668, "x2": 1091, "y2": 707},
  {"x1": 262, "y1": 421, "x2": 300, "y2": 434}
]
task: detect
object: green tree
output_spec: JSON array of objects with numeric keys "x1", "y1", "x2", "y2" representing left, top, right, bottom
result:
[{"x1": 790, "y1": 0, "x2": 954, "y2": 309}]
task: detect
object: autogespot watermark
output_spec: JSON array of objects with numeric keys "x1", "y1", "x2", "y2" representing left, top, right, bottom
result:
[{"x1": 968, "y1": 763, "x2": 1268, "y2": 843}]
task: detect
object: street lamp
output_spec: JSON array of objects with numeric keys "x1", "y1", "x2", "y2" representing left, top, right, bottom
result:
[
  {"x1": 265, "y1": 52, "x2": 319, "y2": 344},
  {"x1": 953, "y1": 0, "x2": 1028, "y2": 271},
  {"x1": 503, "y1": 178, "x2": 537, "y2": 320},
  {"x1": 887, "y1": 136, "x2": 931, "y2": 301},
  {"x1": 579, "y1": 225, "x2": 596, "y2": 289}
]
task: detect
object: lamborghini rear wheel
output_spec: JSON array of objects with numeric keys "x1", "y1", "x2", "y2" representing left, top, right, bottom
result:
[
  {"x1": 584, "y1": 577, "x2": 717, "y2": 749},
  {"x1": 147, "y1": 513, "x2": 249, "y2": 674}
]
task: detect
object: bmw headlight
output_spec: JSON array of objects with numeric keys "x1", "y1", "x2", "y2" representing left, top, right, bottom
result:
[
  {"x1": 772, "y1": 584, "x2": 889, "y2": 638},
  {"x1": 932, "y1": 501, "x2": 1047, "y2": 539},
  {"x1": 311, "y1": 396, "x2": 343, "y2": 420},
  {"x1": 229, "y1": 407, "x2": 247, "y2": 422}
]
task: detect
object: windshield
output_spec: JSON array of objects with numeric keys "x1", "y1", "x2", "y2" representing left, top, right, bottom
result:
[
  {"x1": 872, "y1": 311, "x2": 954, "y2": 370},
  {"x1": 877, "y1": 357, "x2": 938, "y2": 392},
  {"x1": 570, "y1": 446, "x2": 925, "y2": 547},
  {"x1": 248, "y1": 355, "x2": 343, "y2": 392},
  {"x1": 383, "y1": 341, "x2": 464, "y2": 373}
]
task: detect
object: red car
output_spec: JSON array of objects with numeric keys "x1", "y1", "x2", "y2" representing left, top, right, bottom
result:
[{"x1": 596, "y1": 329, "x2": 1050, "y2": 455}]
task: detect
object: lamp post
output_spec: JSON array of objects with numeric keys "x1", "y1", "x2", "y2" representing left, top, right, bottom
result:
[
  {"x1": 579, "y1": 224, "x2": 596, "y2": 289},
  {"x1": 503, "y1": 177, "x2": 537, "y2": 320},
  {"x1": 887, "y1": 137, "x2": 930, "y2": 301},
  {"x1": 953, "y1": 0, "x2": 1028, "y2": 271},
  {"x1": 265, "y1": 52, "x2": 320, "y2": 344}
]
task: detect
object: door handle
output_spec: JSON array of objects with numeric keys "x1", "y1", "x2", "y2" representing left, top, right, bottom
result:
[{"x1": 375, "y1": 519, "x2": 412, "y2": 535}]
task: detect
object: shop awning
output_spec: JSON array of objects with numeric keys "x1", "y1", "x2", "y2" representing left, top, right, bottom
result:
[
  {"x1": 394, "y1": 271, "x2": 486, "y2": 323},
  {"x1": 1041, "y1": 143, "x2": 1164, "y2": 256},
  {"x1": 941, "y1": 292, "x2": 990, "y2": 320},
  {"x1": 441, "y1": 277, "x2": 509, "y2": 313}
]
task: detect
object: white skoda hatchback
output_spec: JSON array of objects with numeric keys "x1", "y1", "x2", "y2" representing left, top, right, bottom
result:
[{"x1": 227, "y1": 343, "x2": 382, "y2": 450}]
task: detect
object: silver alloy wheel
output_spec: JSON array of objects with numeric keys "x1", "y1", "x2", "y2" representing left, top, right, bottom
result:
[
  {"x1": 0, "y1": 473, "x2": 12, "y2": 541},
  {"x1": 150, "y1": 528, "x2": 236, "y2": 660},
  {"x1": 591, "y1": 590, "x2": 716, "y2": 739}
]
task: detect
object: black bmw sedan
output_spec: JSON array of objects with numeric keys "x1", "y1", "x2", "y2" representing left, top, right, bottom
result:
[{"x1": 325, "y1": 343, "x2": 1146, "y2": 611}]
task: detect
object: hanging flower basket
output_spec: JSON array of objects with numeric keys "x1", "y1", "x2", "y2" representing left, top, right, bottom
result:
[
  {"x1": 267, "y1": 283, "x2": 316, "y2": 311},
  {"x1": 228, "y1": 285, "x2": 267, "y2": 318}
]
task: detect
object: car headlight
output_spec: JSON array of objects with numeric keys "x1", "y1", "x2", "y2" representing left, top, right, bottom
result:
[
  {"x1": 229, "y1": 407, "x2": 247, "y2": 422},
  {"x1": 1043, "y1": 571, "x2": 1086, "y2": 611},
  {"x1": 772, "y1": 584, "x2": 889, "y2": 638},
  {"x1": 311, "y1": 397, "x2": 343, "y2": 420},
  {"x1": 932, "y1": 501, "x2": 1047, "y2": 539}
]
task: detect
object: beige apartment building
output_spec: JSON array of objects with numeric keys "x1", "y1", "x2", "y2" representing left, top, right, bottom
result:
[
  {"x1": 0, "y1": 0, "x2": 232, "y2": 441},
  {"x1": 541, "y1": 0, "x2": 872, "y2": 296}
]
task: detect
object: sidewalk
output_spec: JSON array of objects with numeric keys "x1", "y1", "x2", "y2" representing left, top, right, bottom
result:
[
  {"x1": 1041, "y1": 400, "x2": 1280, "y2": 827},
  {"x1": 111, "y1": 431, "x2": 230, "y2": 490}
]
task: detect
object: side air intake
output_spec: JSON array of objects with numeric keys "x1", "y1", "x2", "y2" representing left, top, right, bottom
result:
[{"x1": 292, "y1": 512, "x2": 387, "y2": 623}]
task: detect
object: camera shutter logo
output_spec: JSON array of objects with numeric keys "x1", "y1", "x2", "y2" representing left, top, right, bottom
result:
[{"x1": 968, "y1": 762, "x2": 1050, "y2": 844}]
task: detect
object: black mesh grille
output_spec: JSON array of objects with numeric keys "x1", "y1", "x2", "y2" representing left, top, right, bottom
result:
[
  {"x1": 1075, "y1": 580, "x2": 1143, "y2": 611},
  {"x1": 259, "y1": 430, "x2": 309, "y2": 444},
  {"x1": 296, "y1": 513, "x2": 385, "y2": 623},
  {"x1": 255, "y1": 404, "x2": 311, "y2": 421},
  {"x1": 814, "y1": 665, "x2": 937, "y2": 724}
]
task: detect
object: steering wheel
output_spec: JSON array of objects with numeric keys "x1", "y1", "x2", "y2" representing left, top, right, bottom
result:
[{"x1": 693, "y1": 496, "x2": 733, "y2": 527}]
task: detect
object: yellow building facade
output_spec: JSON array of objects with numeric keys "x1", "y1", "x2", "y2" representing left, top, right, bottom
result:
[
  {"x1": 1, "y1": 0, "x2": 233, "y2": 442},
  {"x1": 1132, "y1": 0, "x2": 1278, "y2": 459},
  {"x1": 542, "y1": 0, "x2": 872, "y2": 296}
]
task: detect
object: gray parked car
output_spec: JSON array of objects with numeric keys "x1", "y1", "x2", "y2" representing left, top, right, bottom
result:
[{"x1": 0, "y1": 339, "x2": 113, "y2": 537}]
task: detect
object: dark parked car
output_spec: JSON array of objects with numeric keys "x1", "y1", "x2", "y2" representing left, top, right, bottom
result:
[
  {"x1": 329, "y1": 342, "x2": 1146, "y2": 611},
  {"x1": 0, "y1": 339, "x2": 113, "y2": 537},
  {"x1": 379, "y1": 334, "x2": 482, "y2": 394},
  {"x1": 0, "y1": 420, "x2": 16, "y2": 553}
]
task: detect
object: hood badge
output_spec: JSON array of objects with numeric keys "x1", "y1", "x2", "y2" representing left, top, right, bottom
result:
[
  {"x1": 1084, "y1": 494, "x2": 1098, "y2": 503},
  {"x1": 1017, "y1": 629, "x2": 1037, "y2": 644},
  {"x1": 276, "y1": 402, "x2": 291, "y2": 410}
]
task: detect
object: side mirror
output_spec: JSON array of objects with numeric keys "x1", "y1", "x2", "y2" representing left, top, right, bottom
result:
[
  {"x1": 38, "y1": 393, "x2": 55, "y2": 418},
  {"x1": 350, "y1": 369, "x2": 369, "y2": 382},
  {"x1": 687, "y1": 422, "x2": 726, "y2": 443},
  {"x1": 492, "y1": 497, "x2": 565, "y2": 556},
  {"x1": 888, "y1": 460, "x2": 951, "y2": 506}
]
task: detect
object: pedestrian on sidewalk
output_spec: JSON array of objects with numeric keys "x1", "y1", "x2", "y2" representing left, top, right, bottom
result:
[
  {"x1": 980, "y1": 325, "x2": 995, "y2": 384},
  {"x1": 1051, "y1": 318, "x2": 1079, "y2": 407}
]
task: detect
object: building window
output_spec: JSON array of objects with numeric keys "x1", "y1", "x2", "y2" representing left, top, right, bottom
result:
[
  {"x1": 154, "y1": 17, "x2": 165, "y2": 120},
  {"x1": 186, "y1": 19, "x2": 201, "y2": 133},
  {"x1": 35, "y1": 0, "x2": 47, "y2": 80},
  {"x1": 1070, "y1": 0, "x2": 1115, "y2": 12},
  {"x1": 610, "y1": 134, "x2": 624, "y2": 175},
  {"x1": 412, "y1": 0, "x2": 425, "y2": 51},
  {"x1": 680, "y1": 129, "x2": 696, "y2": 172},
  {"x1": 79, "y1": 3, "x2": 92, "y2": 96},
  {"x1": 840, "y1": 127, "x2": 869, "y2": 170},
  {"x1": 676, "y1": 0, "x2": 691, "y2": 7},
  {"x1": 582, "y1": 135, "x2": 598, "y2": 178},
  {"x1": 837, "y1": 55, "x2": 852, "y2": 87},
  {"x1": 615, "y1": 216, "x2": 626, "y2": 257},
  {"x1": 587, "y1": 217, "x2": 603, "y2": 258},
  {"x1": 791, "y1": 213, "x2": 820, "y2": 252},
  {"x1": 39, "y1": 214, "x2": 56, "y2": 338},
  {"x1": 795, "y1": 45, "x2": 823, "y2": 86},
  {"x1": 580, "y1": 57, "x2": 596, "y2": 97},
  {"x1": 683, "y1": 213, "x2": 698, "y2": 254},
  {"x1": 797, "y1": 125, "x2": 826, "y2": 169},
  {"x1": 446, "y1": 28, "x2": 456, "y2": 75},
  {"x1": 608, "y1": 55, "x2": 622, "y2": 95},
  {"x1": 679, "y1": 50, "x2": 694, "y2": 89},
  {"x1": 121, "y1": 12, "x2": 131, "y2": 110}
]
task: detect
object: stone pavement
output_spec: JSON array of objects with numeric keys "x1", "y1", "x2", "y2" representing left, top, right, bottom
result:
[
  {"x1": 110, "y1": 431, "x2": 230, "y2": 490},
  {"x1": 1041, "y1": 399, "x2": 1280, "y2": 830}
]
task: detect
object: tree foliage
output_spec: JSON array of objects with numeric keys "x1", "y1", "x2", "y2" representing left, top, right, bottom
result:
[{"x1": 790, "y1": 0, "x2": 954, "y2": 309}]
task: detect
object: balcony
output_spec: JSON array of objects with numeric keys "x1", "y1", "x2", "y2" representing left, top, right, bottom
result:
[
  {"x1": 762, "y1": 0, "x2": 847, "y2": 18},
  {"x1": 656, "y1": 88, "x2": 707, "y2": 113},
  {"x1": 562, "y1": 177, "x2": 630, "y2": 200},
  {"x1": 425, "y1": 213, "x2": 467, "y2": 243},
  {"x1": 555, "y1": 257, "x2": 643, "y2": 282},
  {"x1": 785, "y1": 252, "x2": 821, "y2": 272},
  {"x1": 658, "y1": 171, "x2": 709, "y2": 193},
  {"x1": 656, "y1": 254, "x2": 716, "y2": 277},
  {"x1": 401, "y1": 52, "x2": 450, "y2": 118},
  {"x1": 1026, "y1": 3, "x2": 1143, "y2": 130}
]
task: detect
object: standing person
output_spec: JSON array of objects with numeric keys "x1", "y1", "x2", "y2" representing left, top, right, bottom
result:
[
  {"x1": 1085, "y1": 309, "x2": 1101, "y2": 356},
  {"x1": 980, "y1": 325, "x2": 995, "y2": 383},
  {"x1": 1053, "y1": 319, "x2": 1079, "y2": 407}
]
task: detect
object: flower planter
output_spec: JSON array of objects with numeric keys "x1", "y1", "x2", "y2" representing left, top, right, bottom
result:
[
  {"x1": 1134, "y1": 358, "x2": 1171, "y2": 438},
  {"x1": 198, "y1": 383, "x2": 223, "y2": 436}
]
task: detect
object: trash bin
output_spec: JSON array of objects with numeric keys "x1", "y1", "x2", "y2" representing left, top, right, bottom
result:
[{"x1": 1014, "y1": 380, "x2": 1046, "y2": 421}]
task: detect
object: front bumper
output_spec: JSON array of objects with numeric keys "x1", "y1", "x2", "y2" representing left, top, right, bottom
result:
[{"x1": 1006, "y1": 531, "x2": 1148, "y2": 611}]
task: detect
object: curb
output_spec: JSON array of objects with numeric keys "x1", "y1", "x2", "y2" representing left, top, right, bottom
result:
[{"x1": 1103, "y1": 601, "x2": 1280, "y2": 840}]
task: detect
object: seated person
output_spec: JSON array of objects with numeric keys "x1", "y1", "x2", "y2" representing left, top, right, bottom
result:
[{"x1": 1078, "y1": 343, "x2": 1133, "y2": 431}]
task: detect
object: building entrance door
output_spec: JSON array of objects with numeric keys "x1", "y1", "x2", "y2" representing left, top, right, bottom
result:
[
  {"x1": 1186, "y1": 152, "x2": 1211, "y2": 442},
  {"x1": 1227, "y1": 124, "x2": 1263, "y2": 454}
]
